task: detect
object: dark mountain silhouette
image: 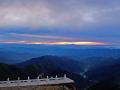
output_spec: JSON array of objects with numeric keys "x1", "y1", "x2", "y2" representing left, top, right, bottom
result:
[
  {"x1": 0, "y1": 56, "x2": 90, "y2": 90},
  {"x1": 86, "y1": 58, "x2": 120, "y2": 81},
  {"x1": 87, "y1": 79, "x2": 120, "y2": 90},
  {"x1": 85, "y1": 58, "x2": 120, "y2": 90},
  {"x1": 18, "y1": 55, "x2": 85, "y2": 74},
  {"x1": 18, "y1": 55, "x2": 90, "y2": 89},
  {"x1": 0, "y1": 55, "x2": 120, "y2": 90},
  {"x1": 0, "y1": 63, "x2": 23, "y2": 80}
]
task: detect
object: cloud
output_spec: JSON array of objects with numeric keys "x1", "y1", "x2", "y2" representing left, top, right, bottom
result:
[
  {"x1": 0, "y1": 31, "x2": 107, "y2": 45},
  {"x1": 0, "y1": 40, "x2": 106, "y2": 45},
  {"x1": 0, "y1": 0, "x2": 119, "y2": 45},
  {"x1": 0, "y1": 32, "x2": 78, "y2": 42},
  {"x1": 0, "y1": 0, "x2": 119, "y2": 28}
]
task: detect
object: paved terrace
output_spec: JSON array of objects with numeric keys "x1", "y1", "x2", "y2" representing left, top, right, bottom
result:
[{"x1": 0, "y1": 75, "x2": 74, "y2": 87}]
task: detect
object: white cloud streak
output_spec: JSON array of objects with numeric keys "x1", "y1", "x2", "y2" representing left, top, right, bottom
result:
[{"x1": 0, "y1": 33, "x2": 78, "y2": 42}]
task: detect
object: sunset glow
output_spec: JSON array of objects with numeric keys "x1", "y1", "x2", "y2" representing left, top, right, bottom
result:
[{"x1": 0, "y1": 41, "x2": 106, "y2": 45}]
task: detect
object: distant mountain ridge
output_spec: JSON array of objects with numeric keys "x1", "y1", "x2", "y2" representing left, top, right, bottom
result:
[
  {"x1": 18, "y1": 55, "x2": 85, "y2": 74},
  {"x1": 0, "y1": 44, "x2": 120, "y2": 64}
]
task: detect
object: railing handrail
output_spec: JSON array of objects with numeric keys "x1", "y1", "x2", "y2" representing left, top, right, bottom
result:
[{"x1": 0, "y1": 75, "x2": 74, "y2": 87}]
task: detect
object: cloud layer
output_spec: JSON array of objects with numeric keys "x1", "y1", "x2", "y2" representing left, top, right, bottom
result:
[
  {"x1": 0, "y1": 0, "x2": 120, "y2": 45},
  {"x1": 0, "y1": 0, "x2": 120, "y2": 27}
]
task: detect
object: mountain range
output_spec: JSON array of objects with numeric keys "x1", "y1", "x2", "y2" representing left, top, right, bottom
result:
[
  {"x1": 0, "y1": 55, "x2": 90, "y2": 90},
  {"x1": 0, "y1": 44, "x2": 120, "y2": 89},
  {"x1": 0, "y1": 55, "x2": 120, "y2": 89},
  {"x1": 0, "y1": 44, "x2": 120, "y2": 64}
]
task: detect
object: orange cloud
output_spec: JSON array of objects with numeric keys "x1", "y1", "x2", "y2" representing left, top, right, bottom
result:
[{"x1": 0, "y1": 41, "x2": 106, "y2": 45}]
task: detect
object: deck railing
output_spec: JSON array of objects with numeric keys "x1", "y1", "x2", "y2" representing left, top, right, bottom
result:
[{"x1": 0, "y1": 74, "x2": 74, "y2": 87}]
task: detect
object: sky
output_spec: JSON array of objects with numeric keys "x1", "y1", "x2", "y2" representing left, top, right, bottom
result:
[{"x1": 0, "y1": 0, "x2": 120, "y2": 46}]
